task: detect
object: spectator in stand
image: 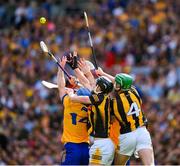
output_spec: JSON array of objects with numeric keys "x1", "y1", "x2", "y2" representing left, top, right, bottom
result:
[{"x1": 0, "y1": 0, "x2": 179, "y2": 164}]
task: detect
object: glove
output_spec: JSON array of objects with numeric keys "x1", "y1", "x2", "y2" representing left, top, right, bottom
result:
[
  {"x1": 65, "y1": 52, "x2": 78, "y2": 70},
  {"x1": 71, "y1": 56, "x2": 78, "y2": 70}
]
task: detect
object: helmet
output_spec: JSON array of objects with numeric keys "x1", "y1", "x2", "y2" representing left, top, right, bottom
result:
[
  {"x1": 85, "y1": 60, "x2": 95, "y2": 70},
  {"x1": 115, "y1": 73, "x2": 133, "y2": 90},
  {"x1": 76, "y1": 88, "x2": 91, "y2": 96},
  {"x1": 96, "y1": 76, "x2": 113, "y2": 94}
]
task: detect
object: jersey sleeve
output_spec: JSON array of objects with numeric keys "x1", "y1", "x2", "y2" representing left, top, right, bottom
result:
[
  {"x1": 62, "y1": 94, "x2": 68, "y2": 105},
  {"x1": 89, "y1": 93, "x2": 104, "y2": 105}
]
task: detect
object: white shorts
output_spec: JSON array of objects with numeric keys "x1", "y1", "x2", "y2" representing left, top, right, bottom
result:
[
  {"x1": 89, "y1": 138, "x2": 115, "y2": 165},
  {"x1": 117, "y1": 126, "x2": 153, "y2": 157}
]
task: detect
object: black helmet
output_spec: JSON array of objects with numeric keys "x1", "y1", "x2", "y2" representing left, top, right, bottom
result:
[{"x1": 96, "y1": 76, "x2": 113, "y2": 94}]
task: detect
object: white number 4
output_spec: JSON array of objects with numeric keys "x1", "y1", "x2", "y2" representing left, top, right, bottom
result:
[{"x1": 127, "y1": 102, "x2": 140, "y2": 117}]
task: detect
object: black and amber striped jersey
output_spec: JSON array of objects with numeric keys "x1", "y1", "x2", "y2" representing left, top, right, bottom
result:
[
  {"x1": 112, "y1": 86, "x2": 147, "y2": 134},
  {"x1": 88, "y1": 92, "x2": 111, "y2": 138}
]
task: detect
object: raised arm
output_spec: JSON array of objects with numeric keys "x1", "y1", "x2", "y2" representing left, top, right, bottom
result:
[
  {"x1": 69, "y1": 51, "x2": 92, "y2": 90},
  {"x1": 95, "y1": 67, "x2": 115, "y2": 83},
  {"x1": 67, "y1": 90, "x2": 104, "y2": 106},
  {"x1": 67, "y1": 90, "x2": 91, "y2": 104},
  {"x1": 78, "y1": 58, "x2": 96, "y2": 89},
  {"x1": 57, "y1": 56, "x2": 67, "y2": 100},
  {"x1": 74, "y1": 68, "x2": 92, "y2": 90}
]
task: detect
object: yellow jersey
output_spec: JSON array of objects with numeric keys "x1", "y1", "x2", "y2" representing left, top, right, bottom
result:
[
  {"x1": 61, "y1": 95, "x2": 89, "y2": 143},
  {"x1": 88, "y1": 92, "x2": 111, "y2": 138},
  {"x1": 112, "y1": 86, "x2": 147, "y2": 134},
  {"x1": 109, "y1": 116, "x2": 120, "y2": 147}
]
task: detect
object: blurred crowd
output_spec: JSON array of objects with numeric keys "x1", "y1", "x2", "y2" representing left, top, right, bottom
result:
[{"x1": 0, "y1": 0, "x2": 179, "y2": 165}]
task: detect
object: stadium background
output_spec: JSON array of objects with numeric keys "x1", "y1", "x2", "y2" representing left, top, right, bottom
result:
[{"x1": 0, "y1": 0, "x2": 179, "y2": 165}]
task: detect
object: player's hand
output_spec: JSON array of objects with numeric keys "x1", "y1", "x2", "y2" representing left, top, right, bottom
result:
[
  {"x1": 71, "y1": 51, "x2": 78, "y2": 69},
  {"x1": 66, "y1": 51, "x2": 78, "y2": 70},
  {"x1": 78, "y1": 58, "x2": 90, "y2": 74},
  {"x1": 59, "y1": 56, "x2": 67, "y2": 69},
  {"x1": 95, "y1": 67, "x2": 104, "y2": 76}
]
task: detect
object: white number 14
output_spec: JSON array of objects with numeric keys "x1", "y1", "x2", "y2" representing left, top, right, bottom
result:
[{"x1": 127, "y1": 102, "x2": 140, "y2": 117}]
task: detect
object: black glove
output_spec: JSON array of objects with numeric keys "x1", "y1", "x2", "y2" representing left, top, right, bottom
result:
[
  {"x1": 65, "y1": 52, "x2": 78, "y2": 70},
  {"x1": 71, "y1": 56, "x2": 78, "y2": 70}
]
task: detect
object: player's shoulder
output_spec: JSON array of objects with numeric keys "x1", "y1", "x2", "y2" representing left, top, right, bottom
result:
[{"x1": 62, "y1": 94, "x2": 69, "y2": 104}]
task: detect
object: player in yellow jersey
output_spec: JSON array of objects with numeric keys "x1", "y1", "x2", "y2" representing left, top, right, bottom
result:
[
  {"x1": 57, "y1": 56, "x2": 91, "y2": 165},
  {"x1": 109, "y1": 116, "x2": 120, "y2": 148},
  {"x1": 67, "y1": 76, "x2": 115, "y2": 165},
  {"x1": 96, "y1": 68, "x2": 154, "y2": 165}
]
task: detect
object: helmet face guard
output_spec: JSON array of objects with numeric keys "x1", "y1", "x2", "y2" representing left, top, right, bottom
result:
[
  {"x1": 96, "y1": 76, "x2": 113, "y2": 94},
  {"x1": 115, "y1": 73, "x2": 133, "y2": 90}
]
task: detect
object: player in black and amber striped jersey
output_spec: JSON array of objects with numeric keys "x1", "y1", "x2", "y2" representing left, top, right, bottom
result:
[
  {"x1": 88, "y1": 90, "x2": 110, "y2": 138},
  {"x1": 95, "y1": 68, "x2": 154, "y2": 166},
  {"x1": 112, "y1": 84, "x2": 147, "y2": 134},
  {"x1": 67, "y1": 76, "x2": 115, "y2": 165},
  {"x1": 112, "y1": 74, "x2": 154, "y2": 165}
]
